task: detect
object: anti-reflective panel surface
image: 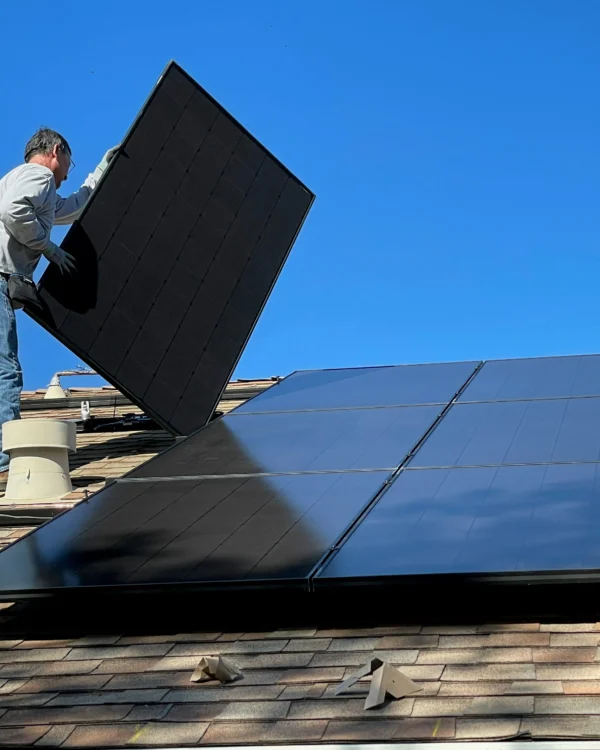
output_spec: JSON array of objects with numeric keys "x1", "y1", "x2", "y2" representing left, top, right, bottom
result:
[
  {"x1": 236, "y1": 362, "x2": 479, "y2": 413},
  {"x1": 412, "y1": 398, "x2": 600, "y2": 468},
  {"x1": 29, "y1": 61, "x2": 314, "y2": 435},
  {"x1": 319, "y1": 463, "x2": 600, "y2": 580},
  {"x1": 460, "y1": 355, "x2": 600, "y2": 402},
  {"x1": 0, "y1": 472, "x2": 388, "y2": 593},
  {"x1": 130, "y1": 406, "x2": 442, "y2": 476}
]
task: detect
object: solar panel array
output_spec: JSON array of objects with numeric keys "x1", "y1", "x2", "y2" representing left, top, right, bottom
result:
[
  {"x1": 28, "y1": 62, "x2": 314, "y2": 436},
  {"x1": 1, "y1": 355, "x2": 600, "y2": 598},
  {"x1": 318, "y1": 355, "x2": 600, "y2": 584},
  {"x1": 0, "y1": 361, "x2": 477, "y2": 595}
]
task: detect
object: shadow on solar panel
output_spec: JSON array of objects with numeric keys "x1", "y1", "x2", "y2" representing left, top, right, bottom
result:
[{"x1": 0, "y1": 459, "x2": 389, "y2": 594}]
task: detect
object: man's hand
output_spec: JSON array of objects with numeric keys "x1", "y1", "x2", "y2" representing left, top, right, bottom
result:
[
  {"x1": 97, "y1": 145, "x2": 120, "y2": 175},
  {"x1": 43, "y1": 242, "x2": 76, "y2": 274},
  {"x1": 88, "y1": 144, "x2": 121, "y2": 188}
]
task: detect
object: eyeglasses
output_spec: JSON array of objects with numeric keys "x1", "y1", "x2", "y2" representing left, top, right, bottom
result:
[{"x1": 61, "y1": 145, "x2": 75, "y2": 174}]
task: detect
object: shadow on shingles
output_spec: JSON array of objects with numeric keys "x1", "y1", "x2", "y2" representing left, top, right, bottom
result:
[
  {"x1": 70, "y1": 476, "x2": 108, "y2": 489},
  {"x1": 69, "y1": 433, "x2": 175, "y2": 471}
]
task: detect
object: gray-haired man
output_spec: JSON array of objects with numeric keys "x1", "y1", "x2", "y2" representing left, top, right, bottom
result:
[{"x1": 0, "y1": 128, "x2": 117, "y2": 474}]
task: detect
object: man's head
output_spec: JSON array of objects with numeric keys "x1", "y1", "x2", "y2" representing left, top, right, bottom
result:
[{"x1": 24, "y1": 128, "x2": 73, "y2": 187}]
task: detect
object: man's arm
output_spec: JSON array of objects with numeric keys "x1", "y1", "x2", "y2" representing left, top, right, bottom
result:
[
  {"x1": 54, "y1": 146, "x2": 120, "y2": 225},
  {"x1": 0, "y1": 168, "x2": 54, "y2": 252},
  {"x1": 53, "y1": 175, "x2": 96, "y2": 225}
]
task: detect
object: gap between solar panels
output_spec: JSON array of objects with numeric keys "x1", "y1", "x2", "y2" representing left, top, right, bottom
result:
[{"x1": 26, "y1": 61, "x2": 314, "y2": 436}]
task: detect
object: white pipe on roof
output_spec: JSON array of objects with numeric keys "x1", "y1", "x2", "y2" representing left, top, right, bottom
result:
[{"x1": 44, "y1": 374, "x2": 67, "y2": 399}]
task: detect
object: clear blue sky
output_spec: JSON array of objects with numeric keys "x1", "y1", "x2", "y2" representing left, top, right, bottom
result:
[{"x1": 1, "y1": 0, "x2": 599, "y2": 390}]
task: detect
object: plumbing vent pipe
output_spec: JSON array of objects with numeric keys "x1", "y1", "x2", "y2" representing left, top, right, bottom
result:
[
  {"x1": 44, "y1": 374, "x2": 68, "y2": 399},
  {"x1": 1, "y1": 420, "x2": 76, "y2": 504}
]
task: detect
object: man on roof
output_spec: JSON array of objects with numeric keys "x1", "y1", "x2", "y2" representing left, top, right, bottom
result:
[{"x1": 0, "y1": 128, "x2": 118, "y2": 477}]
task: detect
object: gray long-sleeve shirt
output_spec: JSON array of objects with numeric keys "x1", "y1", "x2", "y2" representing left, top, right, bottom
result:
[{"x1": 0, "y1": 164, "x2": 97, "y2": 278}]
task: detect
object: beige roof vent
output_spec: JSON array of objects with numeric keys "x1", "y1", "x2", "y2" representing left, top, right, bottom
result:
[{"x1": 1, "y1": 419, "x2": 76, "y2": 504}]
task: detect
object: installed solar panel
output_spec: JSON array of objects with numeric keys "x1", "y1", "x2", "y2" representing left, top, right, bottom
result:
[
  {"x1": 0, "y1": 363, "x2": 465, "y2": 597},
  {"x1": 412, "y1": 398, "x2": 600, "y2": 467},
  {"x1": 0, "y1": 472, "x2": 389, "y2": 593},
  {"x1": 316, "y1": 354, "x2": 600, "y2": 590},
  {"x1": 317, "y1": 463, "x2": 600, "y2": 581},
  {"x1": 236, "y1": 361, "x2": 479, "y2": 413},
  {"x1": 460, "y1": 355, "x2": 600, "y2": 402},
  {"x1": 28, "y1": 62, "x2": 314, "y2": 435},
  {"x1": 129, "y1": 406, "x2": 443, "y2": 476}
]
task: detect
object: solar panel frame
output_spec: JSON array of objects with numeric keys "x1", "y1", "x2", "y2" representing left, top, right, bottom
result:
[{"x1": 27, "y1": 61, "x2": 314, "y2": 436}]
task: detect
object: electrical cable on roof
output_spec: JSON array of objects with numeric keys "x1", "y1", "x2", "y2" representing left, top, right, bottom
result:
[{"x1": 0, "y1": 513, "x2": 51, "y2": 520}]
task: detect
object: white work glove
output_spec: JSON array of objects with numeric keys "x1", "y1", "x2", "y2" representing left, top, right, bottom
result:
[
  {"x1": 94, "y1": 145, "x2": 120, "y2": 180},
  {"x1": 85, "y1": 145, "x2": 121, "y2": 190},
  {"x1": 43, "y1": 241, "x2": 76, "y2": 274}
]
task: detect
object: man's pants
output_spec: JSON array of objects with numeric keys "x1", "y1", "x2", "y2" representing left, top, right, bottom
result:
[{"x1": 0, "y1": 278, "x2": 22, "y2": 472}]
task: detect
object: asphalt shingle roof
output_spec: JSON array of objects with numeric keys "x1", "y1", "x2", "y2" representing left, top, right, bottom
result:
[{"x1": 1, "y1": 620, "x2": 600, "y2": 744}]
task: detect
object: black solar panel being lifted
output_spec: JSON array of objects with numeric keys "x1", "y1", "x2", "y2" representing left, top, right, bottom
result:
[{"x1": 28, "y1": 61, "x2": 314, "y2": 436}]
